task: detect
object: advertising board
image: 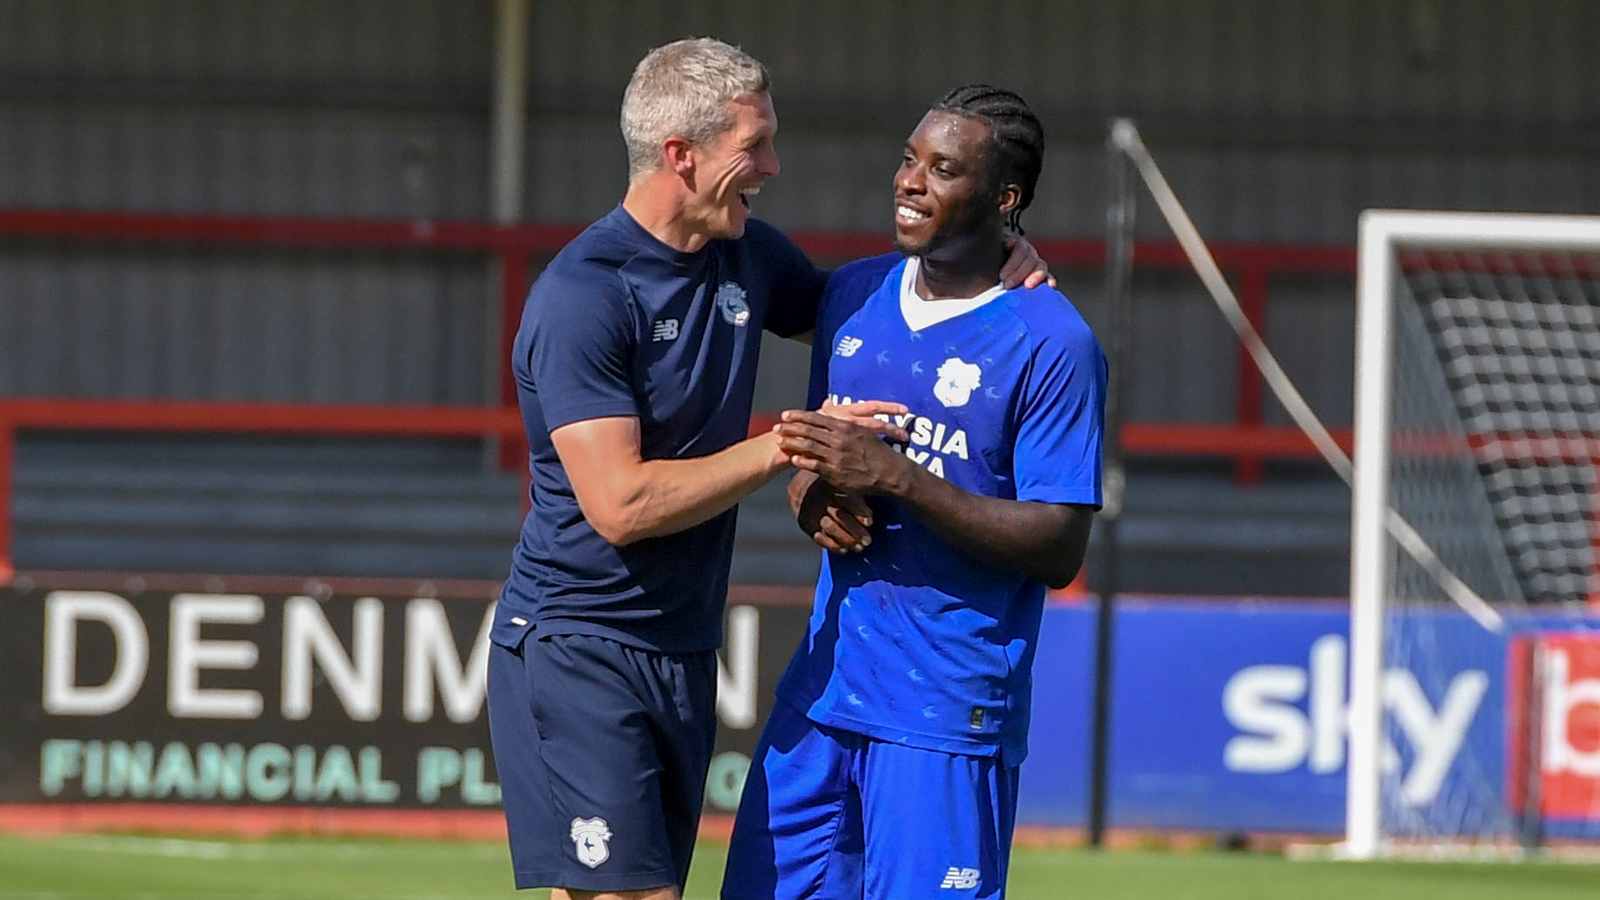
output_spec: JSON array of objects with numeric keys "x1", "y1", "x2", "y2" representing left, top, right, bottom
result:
[
  {"x1": 5, "y1": 583, "x2": 1597, "y2": 839},
  {"x1": 0, "y1": 583, "x2": 810, "y2": 817}
]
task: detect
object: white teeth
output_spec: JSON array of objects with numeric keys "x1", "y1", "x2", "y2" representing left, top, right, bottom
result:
[
  {"x1": 740, "y1": 186, "x2": 760, "y2": 197},
  {"x1": 897, "y1": 205, "x2": 927, "y2": 221}
]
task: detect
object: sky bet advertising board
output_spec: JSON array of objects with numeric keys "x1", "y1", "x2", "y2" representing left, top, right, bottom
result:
[
  {"x1": 3, "y1": 582, "x2": 1598, "y2": 837},
  {"x1": 1023, "y1": 600, "x2": 1600, "y2": 839}
]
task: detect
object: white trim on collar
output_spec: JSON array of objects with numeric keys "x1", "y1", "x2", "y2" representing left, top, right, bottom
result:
[{"x1": 899, "y1": 257, "x2": 1006, "y2": 331}]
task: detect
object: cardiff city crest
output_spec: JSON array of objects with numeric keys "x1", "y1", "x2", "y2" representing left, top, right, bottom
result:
[
  {"x1": 933, "y1": 357, "x2": 982, "y2": 408},
  {"x1": 716, "y1": 281, "x2": 751, "y2": 327},
  {"x1": 570, "y1": 816, "x2": 613, "y2": 868}
]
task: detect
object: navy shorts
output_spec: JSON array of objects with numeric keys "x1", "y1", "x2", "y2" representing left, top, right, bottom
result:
[
  {"x1": 486, "y1": 624, "x2": 717, "y2": 893},
  {"x1": 722, "y1": 700, "x2": 1019, "y2": 900}
]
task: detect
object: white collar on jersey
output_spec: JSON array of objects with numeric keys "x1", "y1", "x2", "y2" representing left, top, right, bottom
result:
[{"x1": 898, "y1": 257, "x2": 1006, "y2": 331}]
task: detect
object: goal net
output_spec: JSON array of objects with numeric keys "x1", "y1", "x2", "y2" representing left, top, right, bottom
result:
[
  {"x1": 1351, "y1": 211, "x2": 1600, "y2": 857},
  {"x1": 1108, "y1": 118, "x2": 1600, "y2": 858}
]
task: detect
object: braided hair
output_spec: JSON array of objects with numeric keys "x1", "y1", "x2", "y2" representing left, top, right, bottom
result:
[{"x1": 932, "y1": 84, "x2": 1045, "y2": 235}]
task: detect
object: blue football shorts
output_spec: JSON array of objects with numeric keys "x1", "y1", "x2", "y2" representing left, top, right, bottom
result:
[
  {"x1": 487, "y1": 624, "x2": 717, "y2": 893},
  {"x1": 722, "y1": 699, "x2": 1019, "y2": 900}
]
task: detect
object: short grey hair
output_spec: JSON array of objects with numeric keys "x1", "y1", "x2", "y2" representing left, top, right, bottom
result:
[{"x1": 621, "y1": 38, "x2": 770, "y2": 182}]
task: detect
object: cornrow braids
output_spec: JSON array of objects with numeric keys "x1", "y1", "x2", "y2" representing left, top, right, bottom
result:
[{"x1": 932, "y1": 84, "x2": 1045, "y2": 235}]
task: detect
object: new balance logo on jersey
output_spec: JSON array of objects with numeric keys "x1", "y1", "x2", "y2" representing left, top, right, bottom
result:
[
  {"x1": 652, "y1": 319, "x2": 680, "y2": 342},
  {"x1": 835, "y1": 335, "x2": 864, "y2": 357},
  {"x1": 940, "y1": 867, "x2": 980, "y2": 890}
]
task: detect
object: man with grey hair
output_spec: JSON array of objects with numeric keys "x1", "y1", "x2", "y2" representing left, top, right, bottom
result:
[
  {"x1": 621, "y1": 37, "x2": 770, "y2": 185},
  {"x1": 485, "y1": 37, "x2": 1049, "y2": 900}
]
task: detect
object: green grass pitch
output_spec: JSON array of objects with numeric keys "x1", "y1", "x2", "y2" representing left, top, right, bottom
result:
[{"x1": 1, "y1": 833, "x2": 1597, "y2": 899}]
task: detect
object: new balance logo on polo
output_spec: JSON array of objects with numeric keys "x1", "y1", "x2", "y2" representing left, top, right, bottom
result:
[
  {"x1": 940, "y1": 867, "x2": 980, "y2": 890},
  {"x1": 652, "y1": 319, "x2": 680, "y2": 342},
  {"x1": 835, "y1": 335, "x2": 864, "y2": 357}
]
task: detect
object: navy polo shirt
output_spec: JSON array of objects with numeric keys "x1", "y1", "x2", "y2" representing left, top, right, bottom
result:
[{"x1": 497, "y1": 206, "x2": 824, "y2": 653}]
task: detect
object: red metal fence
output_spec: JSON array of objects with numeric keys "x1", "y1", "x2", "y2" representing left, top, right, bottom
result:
[{"x1": 0, "y1": 208, "x2": 1357, "y2": 580}]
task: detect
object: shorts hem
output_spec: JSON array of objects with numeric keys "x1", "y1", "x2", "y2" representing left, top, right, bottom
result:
[
  {"x1": 533, "y1": 618, "x2": 721, "y2": 655},
  {"x1": 775, "y1": 694, "x2": 1010, "y2": 759},
  {"x1": 513, "y1": 868, "x2": 678, "y2": 893}
]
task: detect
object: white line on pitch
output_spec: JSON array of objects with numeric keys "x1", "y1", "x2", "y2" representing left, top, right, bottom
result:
[
  {"x1": 0, "y1": 895, "x2": 502, "y2": 900},
  {"x1": 40, "y1": 834, "x2": 506, "y2": 861}
]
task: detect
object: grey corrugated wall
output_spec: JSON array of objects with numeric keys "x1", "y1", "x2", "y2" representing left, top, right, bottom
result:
[
  {"x1": 0, "y1": 0, "x2": 498, "y2": 403},
  {"x1": 518, "y1": 0, "x2": 1600, "y2": 240},
  {"x1": 2, "y1": 0, "x2": 1598, "y2": 419}
]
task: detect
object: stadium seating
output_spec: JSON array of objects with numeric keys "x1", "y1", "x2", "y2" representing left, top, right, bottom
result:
[{"x1": 11, "y1": 435, "x2": 1350, "y2": 595}]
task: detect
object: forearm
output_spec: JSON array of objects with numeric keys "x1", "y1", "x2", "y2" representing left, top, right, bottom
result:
[
  {"x1": 773, "y1": 409, "x2": 1089, "y2": 583},
  {"x1": 889, "y1": 463, "x2": 1091, "y2": 589},
  {"x1": 599, "y1": 432, "x2": 788, "y2": 544}
]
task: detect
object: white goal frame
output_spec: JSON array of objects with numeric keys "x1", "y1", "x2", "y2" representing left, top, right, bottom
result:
[{"x1": 1348, "y1": 210, "x2": 1600, "y2": 859}]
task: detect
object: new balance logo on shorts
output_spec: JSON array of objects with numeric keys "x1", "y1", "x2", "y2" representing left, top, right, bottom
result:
[
  {"x1": 940, "y1": 867, "x2": 980, "y2": 890},
  {"x1": 652, "y1": 318, "x2": 680, "y2": 342}
]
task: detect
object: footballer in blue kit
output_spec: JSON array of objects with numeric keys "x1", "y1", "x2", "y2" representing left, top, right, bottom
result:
[{"x1": 724, "y1": 87, "x2": 1105, "y2": 900}]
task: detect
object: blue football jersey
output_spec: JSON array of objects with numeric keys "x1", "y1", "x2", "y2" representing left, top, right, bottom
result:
[{"x1": 775, "y1": 253, "x2": 1106, "y2": 762}]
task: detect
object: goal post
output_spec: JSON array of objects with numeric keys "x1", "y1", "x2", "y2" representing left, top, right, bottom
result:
[
  {"x1": 1108, "y1": 116, "x2": 1600, "y2": 854},
  {"x1": 1350, "y1": 210, "x2": 1600, "y2": 859}
]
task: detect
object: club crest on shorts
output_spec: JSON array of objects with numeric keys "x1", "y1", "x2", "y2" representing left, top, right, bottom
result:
[
  {"x1": 570, "y1": 816, "x2": 613, "y2": 868},
  {"x1": 716, "y1": 281, "x2": 751, "y2": 327},
  {"x1": 933, "y1": 357, "x2": 982, "y2": 408}
]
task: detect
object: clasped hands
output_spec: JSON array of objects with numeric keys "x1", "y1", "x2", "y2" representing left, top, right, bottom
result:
[{"x1": 774, "y1": 400, "x2": 912, "y2": 554}]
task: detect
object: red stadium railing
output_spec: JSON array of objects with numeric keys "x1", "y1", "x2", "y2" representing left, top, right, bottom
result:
[
  {"x1": 0, "y1": 207, "x2": 1362, "y2": 579},
  {"x1": 0, "y1": 206, "x2": 1358, "y2": 473},
  {"x1": 0, "y1": 399, "x2": 528, "y2": 583},
  {"x1": 0, "y1": 398, "x2": 1349, "y2": 583}
]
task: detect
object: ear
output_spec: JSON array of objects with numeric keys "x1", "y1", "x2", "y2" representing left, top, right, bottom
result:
[
  {"x1": 663, "y1": 136, "x2": 696, "y2": 177},
  {"x1": 997, "y1": 182, "x2": 1022, "y2": 217}
]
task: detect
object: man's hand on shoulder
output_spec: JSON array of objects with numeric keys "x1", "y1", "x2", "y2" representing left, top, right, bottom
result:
[{"x1": 1000, "y1": 233, "x2": 1056, "y2": 290}]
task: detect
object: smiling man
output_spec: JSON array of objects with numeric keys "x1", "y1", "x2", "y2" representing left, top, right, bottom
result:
[
  {"x1": 484, "y1": 41, "x2": 1050, "y2": 900},
  {"x1": 722, "y1": 86, "x2": 1106, "y2": 900}
]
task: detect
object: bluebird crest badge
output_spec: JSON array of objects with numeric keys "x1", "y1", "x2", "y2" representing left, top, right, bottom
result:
[
  {"x1": 570, "y1": 816, "x2": 613, "y2": 868},
  {"x1": 933, "y1": 357, "x2": 982, "y2": 408},
  {"x1": 716, "y1": 281, "x2": 751, "y2": 327}
]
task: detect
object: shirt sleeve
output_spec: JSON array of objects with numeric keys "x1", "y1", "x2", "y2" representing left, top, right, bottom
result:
[
  {"x1": 806, "y1": 254, "x2": 902, "y2": 409},
  {"x1": 805, "y1": 290, "x2": 834, "y2": 409},
  {"x1": 750, "y1": 220, "x2": 829, "y2": 339},
  {"x1": 1013, "y1": 325, "x2": 1107, "y2": 508},
  {"x1": 519, "y1": 270, "x2": 639, "y2": 432}
]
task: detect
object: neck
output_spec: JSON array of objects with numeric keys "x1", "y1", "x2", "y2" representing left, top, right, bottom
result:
[
  {"x1": 914, "y1": 235, "x2": 1005, "y2": 300},
  {"x1": 622, "y1": 173, "x2": 709, "y2": 253}
]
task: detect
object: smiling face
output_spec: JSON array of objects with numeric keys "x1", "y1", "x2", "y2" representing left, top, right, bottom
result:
[
  {"x1": 686, "y1": 91, "x2": 780, "y2": 240},
  {"x1": 892, "y1": 110, "x2": 1013, "y2": 259}
]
